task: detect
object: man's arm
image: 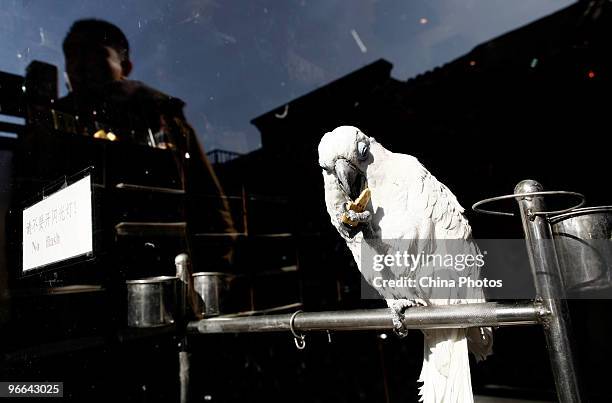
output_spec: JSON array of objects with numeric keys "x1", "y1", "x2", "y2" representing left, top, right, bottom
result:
[{"x1": 169, "y1": 112, "x2": 237, "y2": 269}]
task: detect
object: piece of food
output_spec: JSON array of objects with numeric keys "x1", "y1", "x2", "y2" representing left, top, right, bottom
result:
[{"x1": 341, "y1": 188, "x2": 370, "y2": 227}]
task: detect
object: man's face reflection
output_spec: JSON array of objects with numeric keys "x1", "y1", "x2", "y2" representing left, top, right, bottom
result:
[{"x1": 64, "y1": 37, "x2": 127, "y2": 92}]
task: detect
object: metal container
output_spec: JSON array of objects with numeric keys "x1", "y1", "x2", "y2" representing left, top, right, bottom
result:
[
  {"x1": 192, "y1": 272, "x2": 233, "y2": 317},
  {"x1": 126, "y1": 276, "x2": 178, "y2": 327},
  {"x1": 550, "y1": 206, "x2": 612, "y2": 292}
]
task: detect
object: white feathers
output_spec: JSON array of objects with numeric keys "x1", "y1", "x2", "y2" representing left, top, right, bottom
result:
[
  {"x1": 419, "y1": 329, "x2": 473, "y2": 402},
  {"x1": 318, "y1": 126, "x2": 492, "y2": 403}
]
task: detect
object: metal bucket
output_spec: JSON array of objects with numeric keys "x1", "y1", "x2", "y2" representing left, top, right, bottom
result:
[
  {"x1": 192, "y1": 272, "x2": 233, "y2": 317},
  {"x1": 550, "y1": 206, "x2": 612, "y2": 292},
  {"x1": 126, "y1": 276, "x2": 178, "y2": 327}
]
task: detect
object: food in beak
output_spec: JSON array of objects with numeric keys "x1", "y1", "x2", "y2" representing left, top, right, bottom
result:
[{"x1": 341, "y1": 188, "x2": 371, "y2": 227}]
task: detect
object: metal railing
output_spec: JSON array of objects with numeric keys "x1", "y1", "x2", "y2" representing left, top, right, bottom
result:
[{"x1": 187, "y1": 301, "x2": 546, "y2": 334}]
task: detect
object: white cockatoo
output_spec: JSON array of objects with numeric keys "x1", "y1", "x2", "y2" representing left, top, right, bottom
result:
[{"x1": 318, "y1": 126, "x2": 493, "y2": 403}]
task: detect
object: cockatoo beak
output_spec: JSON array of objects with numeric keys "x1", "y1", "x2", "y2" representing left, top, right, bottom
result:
[{"x1": 334, "y1": 159, "x2": 361, "y2": 200}]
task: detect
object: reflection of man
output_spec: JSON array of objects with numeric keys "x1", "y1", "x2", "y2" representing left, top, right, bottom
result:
[{"x1": 56, "y1": 19, "x2": 235, "y2": 268}]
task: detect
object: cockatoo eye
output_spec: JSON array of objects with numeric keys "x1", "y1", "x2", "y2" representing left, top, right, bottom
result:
[{"x1": 357, "y1": 141, "x2": 369, "y2": 161}]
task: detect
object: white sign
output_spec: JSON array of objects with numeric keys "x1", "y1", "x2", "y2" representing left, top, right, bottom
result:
[{"x1": 22, "y1": 175, "x2": 93, "y2": 272}]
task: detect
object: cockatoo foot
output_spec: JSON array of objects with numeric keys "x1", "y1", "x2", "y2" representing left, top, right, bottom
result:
[
  {"x1": 344, "y1": 209, "x2": 371, "y2": 223},
  {"x1": 338, "y1": 209, "x2": 371, "y2": 238},
  {"x1": 386, "y1": 298, "x2": 417, "y2": 338}
]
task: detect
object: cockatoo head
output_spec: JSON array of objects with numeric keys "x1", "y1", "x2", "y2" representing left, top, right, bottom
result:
[{"x1": 318, "y1": 126, "x2": 372, "y2": 200}]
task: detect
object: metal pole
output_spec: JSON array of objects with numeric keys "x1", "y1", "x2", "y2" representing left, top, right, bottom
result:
[
  {"x1": 176, "y1": 254, "x2": 191, "y2": 403},
  {"x1": 179, "y1": 347, "x2": 190, "y2": 403},
  {"x1": 514, "y1": 180, "x2": 582, "y2": 403},
  {"x1": 187, "y1": 302, "x2": 546, "y2": 334}
]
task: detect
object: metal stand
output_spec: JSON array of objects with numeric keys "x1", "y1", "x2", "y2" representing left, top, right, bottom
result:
[
  {"x1": 514, "y1": 180, "x2": 582, "y2": 403},
  {"x1": 473, "y1": 179, "x2": 585, "y2": 402}
]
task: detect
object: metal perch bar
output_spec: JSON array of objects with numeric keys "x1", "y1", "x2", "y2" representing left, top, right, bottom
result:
[{"x1": 187, "y1": 302, "x2": 547, "y2": 334}]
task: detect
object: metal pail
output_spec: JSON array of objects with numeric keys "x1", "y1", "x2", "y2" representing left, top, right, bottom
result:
[
  {"x1": 192, "y1": 272, "x2": 233, "y2": 317},
  {"x1": 550, "y1": 206, "x2": 612, "y2": 292},
  {"x1": 126, "y1": 276, "x2": 178, "y2": 327}
]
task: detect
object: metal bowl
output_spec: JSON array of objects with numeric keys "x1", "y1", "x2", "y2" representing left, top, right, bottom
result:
[
  {"x1": 192, "y1": 272, "x2": 234, "y2": 317},
  {"x1": 550, "y1": 206, "x2": 612, "y2": 292},
  {"x1": 126, "y1": 276, "x2": 178, "y2": 327}
]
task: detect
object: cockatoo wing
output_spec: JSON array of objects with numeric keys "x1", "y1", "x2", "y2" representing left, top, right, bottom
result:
[
  {"x1": 372, "y1": 156, "x2": 474, "y2": 298},
  {"x1": 368, "y1": 154, "x2": 491, "y2": 403}
]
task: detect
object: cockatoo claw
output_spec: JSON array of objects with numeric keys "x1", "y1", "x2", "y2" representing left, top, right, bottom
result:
[
  {"x1": 338, "y1": 210, "x2": 371, "y2": 239},
  {"x1": 387, "y1": 299, "x2": 417, "y2": 339},
  {"x1": 392, "y1": 311, "x2": 409, "y2": 338},
  {"x1": 344, "y1": 209, "x2": 371, "y2": 223}
]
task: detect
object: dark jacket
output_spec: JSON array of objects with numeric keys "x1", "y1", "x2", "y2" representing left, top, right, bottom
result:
[{"x1": 55, "y1": 80, "x2": 236, "y2": 268}]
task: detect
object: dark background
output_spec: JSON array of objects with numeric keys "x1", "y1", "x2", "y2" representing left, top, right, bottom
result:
[{"x1": 2, "y1": 1, "x2": 612, "y2": 402}]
